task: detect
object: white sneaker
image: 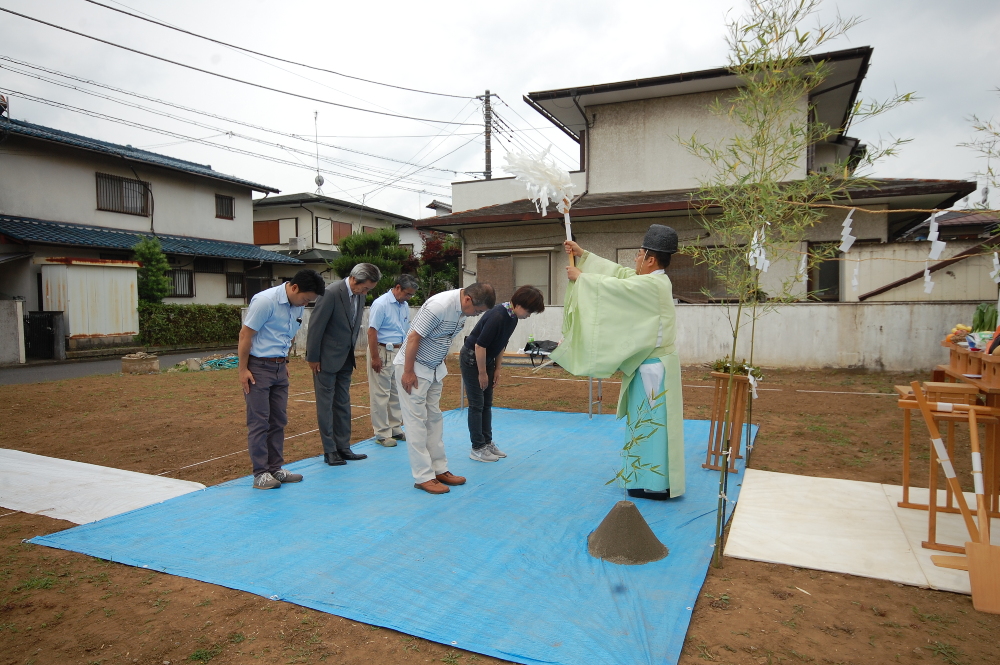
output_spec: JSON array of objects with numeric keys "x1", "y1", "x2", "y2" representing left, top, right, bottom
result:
[
  {"x1": 486, "y1": 443, "x2": 507, "y2": 458},
  {"x1": 469, "y1": 447, "x2": 499, "y2": 463}
]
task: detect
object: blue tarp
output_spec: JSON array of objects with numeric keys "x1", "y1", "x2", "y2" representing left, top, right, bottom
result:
[{"x1": 32, "y1": 408, "x2": 751, "y2": 665}]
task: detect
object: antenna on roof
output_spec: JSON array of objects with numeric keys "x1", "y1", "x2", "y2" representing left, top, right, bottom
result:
[{"x1": 313, "y1": 110, "x2": 324, "y2": 195}]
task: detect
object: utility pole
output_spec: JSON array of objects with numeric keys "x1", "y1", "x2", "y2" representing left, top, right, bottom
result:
[{"x1": 482, "y1": 89, "x2": 492, "y2": 180}]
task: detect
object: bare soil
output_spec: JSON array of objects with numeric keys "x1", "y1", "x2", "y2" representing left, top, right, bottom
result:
[{"x1": 1, "y1": 359, "x2": 997, "y2": 665}]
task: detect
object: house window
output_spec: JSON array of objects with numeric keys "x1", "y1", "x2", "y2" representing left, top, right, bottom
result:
[
  {"x1": 333, "y1": 221, "x2": 353, "y2": 244},
  {"x1": 194, "y1": 257, "x2": 225, "y2": 273},
  {"x1": 226, "y1": 272, "x2": 245, "y2": 299},
  {"x1": 167, "y1": 269, "x2": 194, "y2": 297},
  {"x1": 475, "y1": 253, "x2": 550, "y2": 304},
  {"x1": 363, "y1": 225, "x2": 379, "y2": 235},
  {"x1": 618, "y1": 247, "x2": 733, "y2": 302},
  {"x1": 807, "y1": 243, "x2": 840, "y2": 301},
  {"x1": 96, "y1": 172, "x2": 149, "y2": 216},
  {"x1": 253, "y1": 220, "x2": 280, "y2": 245},
  {"x1": 215, "y1": 194, "x2": 235, "y2": 220}
]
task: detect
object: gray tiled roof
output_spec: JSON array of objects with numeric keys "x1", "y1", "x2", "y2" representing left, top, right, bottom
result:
[
  {"x1": 0, "y1": 215, "x2": 302, "y2": 264},
  {"x1": 0, "y1": 117, "x2": 279, "y2": 193}
]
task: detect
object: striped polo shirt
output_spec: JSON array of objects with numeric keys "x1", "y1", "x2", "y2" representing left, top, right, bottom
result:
[{"x1": 393, "y1": 289, "x2": 465, "y2": 381}]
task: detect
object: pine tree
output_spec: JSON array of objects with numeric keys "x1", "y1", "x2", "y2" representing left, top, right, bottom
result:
[{"x1": 328, "y1": 227, "x2": 411, "y2": 304}]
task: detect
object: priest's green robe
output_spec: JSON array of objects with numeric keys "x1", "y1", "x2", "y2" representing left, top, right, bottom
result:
[{"x1": 550, "y1": 250, "x2": 685, "y2": 496}]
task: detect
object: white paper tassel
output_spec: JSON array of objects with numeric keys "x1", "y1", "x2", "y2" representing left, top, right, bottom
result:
[
  {"x1": 748, "y1": 374, "x2": 759, "y2": 399},
  {"x1": 991, "y1": 252, "x2": 1000, "y2": 284},
  {"x1": 851, "y1": 260, "x2": 860, "y2": 291},
  {"x1": 923, "y1": 261, "x2": 935, "y2": 294},
  {"x1": 798, "y1": 252, "x2": 808, "y2": 280},
  {"x1": 927, "y1": 212, "x2": 947, "y2": 260},
  {"x1": 839, "y1": 208, "x2": 857, "y2": 253},
  {"x1": 746, "y1": 228, "x2": 770, "y2": 273},
  {"x1": 503, "y1": 148, "x2": 575, "y2": 215}
]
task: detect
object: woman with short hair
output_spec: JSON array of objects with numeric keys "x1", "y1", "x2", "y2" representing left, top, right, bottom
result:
[{"x1": 461, "y1": 285, "x2": 545, "y2": 462}]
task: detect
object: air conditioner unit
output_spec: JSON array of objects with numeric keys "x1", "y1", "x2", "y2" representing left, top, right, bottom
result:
[{"x1": 288, "y1": 237, "x2": 310, "y2": 251}]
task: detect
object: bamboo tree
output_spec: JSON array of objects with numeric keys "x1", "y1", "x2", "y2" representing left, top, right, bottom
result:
[{"x1": 681, "y1": 0, "x2": 914, "y2": 567}]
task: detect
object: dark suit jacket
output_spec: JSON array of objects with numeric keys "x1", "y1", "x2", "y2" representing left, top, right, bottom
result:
[{"x1": 305, "y1": 278, "x2": 364, "y2": 372}]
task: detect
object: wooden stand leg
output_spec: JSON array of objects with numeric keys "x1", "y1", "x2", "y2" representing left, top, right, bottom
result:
[{"x1": 902, "y1": 409, "x2": 911, "y2": 506}]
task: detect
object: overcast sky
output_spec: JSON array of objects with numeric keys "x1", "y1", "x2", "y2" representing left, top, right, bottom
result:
[{"x1": 1, "y1": 0, "x2": 998, "y2": 220}]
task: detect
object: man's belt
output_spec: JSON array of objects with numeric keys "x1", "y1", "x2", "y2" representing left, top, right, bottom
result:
[
  {"x1": 250, "y1": 355, "x2": 288, "y2": 363},
  {"x1": 377, "y1": 343, "x2": 400, "y2": 349}
]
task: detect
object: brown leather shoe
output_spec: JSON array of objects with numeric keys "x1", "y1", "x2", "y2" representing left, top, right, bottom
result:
[
  {"x1": 414, "y1": 479, "x2": 450, "y2": 494},
  {"x1": 435, "y1": 471, "x2": 466, "y2": 486}
]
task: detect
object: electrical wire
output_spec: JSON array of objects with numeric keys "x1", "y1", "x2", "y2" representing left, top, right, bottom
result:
[
  {"x1": 4, "y1": 88, "x2": 453, "y2": 195},
  {"x1": 85, "y1": 0, "x2": 472, "y2": 100},
  {"x1": 0, "y1": 57, "x2": 480, "y2": 176},
  {"x1": 495, "y1": 94, "x2": 579, "y2": 165},
  {"x1": 0, "y1": 6, "x2": 480, "y2": 125}
]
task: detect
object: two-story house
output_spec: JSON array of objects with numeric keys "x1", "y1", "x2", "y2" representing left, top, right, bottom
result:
[
  {"x1": 252, "y1": 193, "x2": 420, "y2": 277},
  {"x1": 418, "y1": 47, "x2": 983, "y2": 308},
  {"x1": 0, "y1": 115, "x2": 301, "y2": 353}
]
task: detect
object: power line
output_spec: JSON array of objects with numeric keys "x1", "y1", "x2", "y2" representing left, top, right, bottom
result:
[
  {"x1": 0, "y1": 57, "x2": 480, "y2": 176},
  {"x1": 0, "y1": 6, "x2": 479, "y2": 126},
  {"x1": 85, "y1": 0, "x2": 473, "y2": 100},
  {"x1": 5, "y1": 89, "x2": 454, "y2": 195},
  {"x1": 495, "y1": 94, "x2": 579, "y2": 165}
]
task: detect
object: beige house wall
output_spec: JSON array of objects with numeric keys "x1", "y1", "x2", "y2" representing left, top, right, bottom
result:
[
  {"x1": 451, "y1": 172, "x2": 587, "y2": 213},
  {"x1": 252, "y1": 203, "x2": 396, "y2": 253},
  {"x1": 586, "y1": 91, "x2": 809, "y2": 194},
  {"x1": 841, "y1": 241, "x2": 998, "y2": 303},
  {"x1": 0, "y1": 136, "x2": 255, "y2": 243}
]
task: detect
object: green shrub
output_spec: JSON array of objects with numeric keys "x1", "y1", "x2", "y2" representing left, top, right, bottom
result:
[
  {"x1": 138, "y1": 302, "x2": 243, "y2": 346},
  {"x1": 132, "y1": 236, "x2": 172, "y2": 303}
]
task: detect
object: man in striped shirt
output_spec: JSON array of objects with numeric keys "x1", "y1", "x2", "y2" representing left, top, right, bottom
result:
[{"x1": 394, "y1": 283, "x2": 495, "y2": 494}]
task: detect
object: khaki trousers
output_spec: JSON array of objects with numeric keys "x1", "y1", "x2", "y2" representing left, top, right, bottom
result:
[
  {"x1": 395, "y1": 369, "x2": 447, "y2": 484},
  {"x1": 367, "y1": 346, "x2": 403, "y2": 441}
]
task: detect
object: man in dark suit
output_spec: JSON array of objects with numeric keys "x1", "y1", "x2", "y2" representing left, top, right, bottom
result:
[{"x1": 306, "y1": 262, "x2": 381, "y2": 466}]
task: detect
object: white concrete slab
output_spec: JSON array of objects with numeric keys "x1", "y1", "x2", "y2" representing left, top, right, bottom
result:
[
  {"x1": 0, "y1": 449, "x2": 204, "y2": 524},
  {"x1": 724, "y1": 469, "x2": 928, "y2": 587},
  {"x1": 883, "y1": 485, "x2": 1000, "y2": 595}
]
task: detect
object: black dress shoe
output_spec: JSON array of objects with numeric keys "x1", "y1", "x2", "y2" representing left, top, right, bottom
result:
[
  {"x1": 627, "y1": 488, "x2": 671, "y2": 500},
  {"x1": 338, "y1": 448, "x2": 368, "y2": 461},
  {"x1": 324, "y1": 451, "x2": 346, "y2": 466}
]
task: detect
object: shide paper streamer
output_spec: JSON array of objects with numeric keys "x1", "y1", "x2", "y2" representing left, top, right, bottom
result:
[
  {"x1": 927, "y1": 212, "x2": 947, "y2": 261},
  {"x1": 839, "y1": 208, "x2": 856, "y2": 253},
  {"x1": 747, "y1": 225, "x2": 770, "y2": 273},
  {"x1": 504, "y1": 147, "x2": 576, "y2": 249}
]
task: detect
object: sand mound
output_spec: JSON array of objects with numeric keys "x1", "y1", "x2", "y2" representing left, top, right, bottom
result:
[{"x1": 587, "y1": 500, "x2": 668, "y2": 565}]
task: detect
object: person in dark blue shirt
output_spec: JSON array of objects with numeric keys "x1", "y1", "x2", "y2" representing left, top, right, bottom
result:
[{"x1": 462, "y1": 285, "x2": 545, "y2": 462}]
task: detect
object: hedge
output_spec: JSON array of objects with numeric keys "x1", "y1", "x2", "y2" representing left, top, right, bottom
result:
[{"x1": 138, "y1": 302, "x2": 243, "y2": 346}]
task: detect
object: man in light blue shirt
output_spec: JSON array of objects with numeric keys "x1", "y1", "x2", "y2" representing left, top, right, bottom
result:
[
  {"x1": 367, "y1": 274, "x2": 418, "y2": 446},
  {"x1": 238, "y1": 269, "x2": 325, "y2": 490}
]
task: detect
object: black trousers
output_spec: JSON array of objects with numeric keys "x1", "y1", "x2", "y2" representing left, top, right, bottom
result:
[{"x1": 460, "y1": 346, "x2": 496, "y2": 450}]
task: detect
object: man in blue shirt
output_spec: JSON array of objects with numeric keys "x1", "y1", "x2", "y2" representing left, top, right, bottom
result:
[
  {"x1": 239, "y1": 269, "x2": 325, "y2": 490},
  {"x1": 367, "y1": 274, "x2": 418, "y2": 447}
]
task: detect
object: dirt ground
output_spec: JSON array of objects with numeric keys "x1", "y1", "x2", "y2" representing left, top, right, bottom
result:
[{"x1": 1, "y1": 358, "x2": 998, "y2": 665}]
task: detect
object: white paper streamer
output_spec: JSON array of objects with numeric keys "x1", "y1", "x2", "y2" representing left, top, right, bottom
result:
[
  {"x1": 923, "y1": 261, "x2": 935, "y2": 294},
  {"x1": 927, "y1": 212, "x2": 947, "y2": 261},
  {"x1": 503, "y1": 148, "x2": 575, "y2": 216},
  {"x1": 990, "y1": 253, "x2": 1000, "y2": 284},
  {"x1": 851, "y1": 259, "x2": 860, "y2": 291},
  {"x1": 746, "y1": 227, "x2": 770, "y2": 273},
  {"x1": 839, "y1": 208, "x2": 857, "y2": 253},
  {"x1": 798, "y1": 253, "x2": 808, "y2": 280},
  {"x1": 748, "y1": 374, "x2": 759, "y2": 399}
]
